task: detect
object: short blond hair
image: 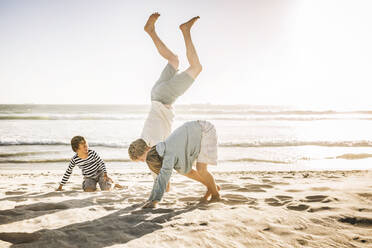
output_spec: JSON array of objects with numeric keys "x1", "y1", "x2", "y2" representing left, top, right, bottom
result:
[{"x1": 128, "y1": 138, "x2": 148, "y2": 160}]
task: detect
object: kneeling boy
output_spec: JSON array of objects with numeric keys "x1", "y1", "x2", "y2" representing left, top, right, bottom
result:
[{"x1": 57, "y1": 136, "x2": 122, "y2": 192}]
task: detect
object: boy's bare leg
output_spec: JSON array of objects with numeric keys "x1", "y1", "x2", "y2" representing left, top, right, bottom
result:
[
  {"x1": 180, "y1": 16, "x2": 202, "y2": 79},
  {"x1": 145, "y1": 12, "x2": 179, "y2": 70},
  {"x1": 196, "y1": 162, "x2": 220, "y2": 201}
]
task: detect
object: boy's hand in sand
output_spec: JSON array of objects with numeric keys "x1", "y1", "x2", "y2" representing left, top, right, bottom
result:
[
  {"x1": 142, "y1": 200, "x2": 158, "y2": 209},
  {"x1": 56, "y1": 185, "x2": 63, "y2": 191},
  {"x1": 103, "y1": 173, "x2": 113, "y2": 183},
  {"x1": 114, "y1": 183, "x2": 124, "y2": 189}
]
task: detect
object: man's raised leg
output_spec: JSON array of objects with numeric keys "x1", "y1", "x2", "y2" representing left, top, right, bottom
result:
[
  {"x1": 145, "y1": 12, "x2": 179, "y2": 70},
  {"x1": 180, "y1": 16, "x2": 202, "y2": 79}
]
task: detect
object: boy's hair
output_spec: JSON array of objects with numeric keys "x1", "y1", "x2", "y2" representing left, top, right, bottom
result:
[
  {"x1": 146, "y1": 146, "x2": 162, "y2": 175},
  {"x1": 71, "y1": 136, "x2": 86, "y2": 152},
  {"x1": 128, "y1": 138, "x2": 148, "y2": 160}
]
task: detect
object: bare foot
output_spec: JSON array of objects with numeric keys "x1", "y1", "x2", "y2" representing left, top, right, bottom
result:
[
  {"x1": 180, "y1": 16, "x2": 200, "y2": 32},
  {"x1": 209, "y1": 194, "x2": 222, "y2": 203},
  {"x1": 199, "y1": 197, "x2": 208, "y2": 204},
  {"x1": 144, "y1": 12, "x2": 160, "y2": 34},
  {"x1": 202, "y1": 185, "x2": 221, "y2": 201}
]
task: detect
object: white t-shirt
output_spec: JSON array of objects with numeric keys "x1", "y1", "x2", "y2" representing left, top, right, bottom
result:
[{"x1": 141, "y1": 101, "x2": 175, "y2": 179}]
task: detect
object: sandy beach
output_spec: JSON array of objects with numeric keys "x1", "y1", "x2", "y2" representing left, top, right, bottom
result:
[{"x1": 0, "y1": 169, "x2": 371, "y2": 248}]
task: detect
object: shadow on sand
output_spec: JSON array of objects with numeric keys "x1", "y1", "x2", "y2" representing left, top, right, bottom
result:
[{"x1": 0, "y1": 201, "x2": 205, "y2": 247}]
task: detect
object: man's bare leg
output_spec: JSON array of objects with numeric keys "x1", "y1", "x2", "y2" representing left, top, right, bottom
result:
[
  {"x1": 145, "y1": 12, "x2": 179, "y2": 70},
  {"x1": 196, "y1": 162, "x2": 220, "y2": 201},
  {"x1": 204, "y1": 184, "x2": 221, "y2": 200},
  {"x1": 180, "y1": 16, "x2": 202, "y2": 79},
  {"x1": 184, "y1": 169, "x2": 209, "y2": 188},
  {"x1": 184, "y1": 169, "x2": 220, "y2": 201},
  {"x1": 184, "y1": 169, "x2": 211, "y2": 200}
]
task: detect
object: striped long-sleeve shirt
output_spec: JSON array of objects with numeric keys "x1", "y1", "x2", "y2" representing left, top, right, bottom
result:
[{"x1": 60, "y1": 149, "x2": 107, "y2": 185}]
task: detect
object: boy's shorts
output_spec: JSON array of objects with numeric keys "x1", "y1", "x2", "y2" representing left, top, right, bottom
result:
[
  {"x1": 82, "y1": 171, "x2": 112, "y2": 191},
  {"x1": 151, "y1": 63, "x2": 195, "y2": 105}
]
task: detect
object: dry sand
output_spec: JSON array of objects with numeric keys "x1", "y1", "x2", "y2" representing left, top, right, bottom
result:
[{"x1": 0, "y1": 169, "x2": 371, "y2": 248}]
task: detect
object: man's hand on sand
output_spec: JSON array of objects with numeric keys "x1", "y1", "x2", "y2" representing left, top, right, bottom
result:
[{"x1": 142, "y1": 200, "x2": 157, "y2": 209}]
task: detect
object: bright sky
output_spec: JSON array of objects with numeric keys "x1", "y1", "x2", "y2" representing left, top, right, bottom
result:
[{"x1": 1, "y1": 0, "x2": 371, "y2": 108}]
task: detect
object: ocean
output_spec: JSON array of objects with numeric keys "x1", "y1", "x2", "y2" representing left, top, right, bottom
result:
[{"x1": 0, "y1": 104, "x2": 372, "y2": 173}]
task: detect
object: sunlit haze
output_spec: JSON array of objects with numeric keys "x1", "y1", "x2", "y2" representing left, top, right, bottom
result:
[{"x1": 1, "y1": 0, "x2": 371, "y2": 108}]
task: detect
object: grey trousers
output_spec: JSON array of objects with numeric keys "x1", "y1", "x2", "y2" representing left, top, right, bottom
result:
[{"x1": 82, "y1": 171, "x2": 111, "y2": 191}]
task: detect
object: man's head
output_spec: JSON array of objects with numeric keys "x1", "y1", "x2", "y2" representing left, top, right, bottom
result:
[
  {"x1": 128, "y1": 138, "x2": 150, "y2": 162},
  {"x1": 71, "y1": 136, "x2": 88, "y2": 154}
]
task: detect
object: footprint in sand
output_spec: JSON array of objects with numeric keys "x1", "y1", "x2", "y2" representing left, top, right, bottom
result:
[
  {"x1": 5, "y1": 191, "x2": 27, "y2": 196},
  {"x1": 352, "y1": 207, "x2": 372, "y2": 213},
  {"x1": 285, "y1": 189, "x2": 303, "y2": 193},
  {"x1": 308, "y1": 206, "x2": 333, "y2": 213},
  {"x1": 265, "y1": 195, "x2": 293, "y2": 206},
  {"x1": 357, "y1": 193, "x2": 372, "y2": 200},
  {"x1": 327, "y1": 176, "x2": 341, "y2": 179},
  {"x1": 103, "y1": 206, "x2": 118, "y2": 211},
  {"x1": 239, "y1": 176, "x2": 254, "y2": 180},
  {"x1": 223, "y1": 194, "x2": 257, "y2": 205},
  {"x1": 234, "y1": 183, "x2": 274, "y2": 193},
  {"x1": 286, "y1": 203, "x2": 310, "y2": 211},
  {"x1": 302, "y1": 195, "x2": 329, "y2": 203},
  {"x1": 310, "y1": 187, "x2": 330, "y2": 192},
  {"x1": 220, "y1": 183, "x2": 239, "y2": 190}
]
